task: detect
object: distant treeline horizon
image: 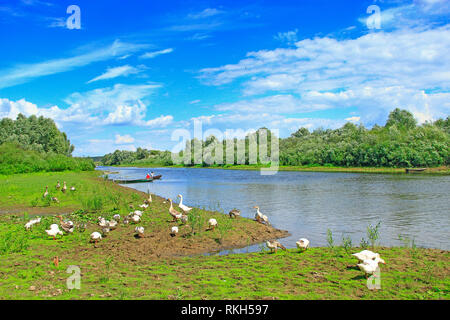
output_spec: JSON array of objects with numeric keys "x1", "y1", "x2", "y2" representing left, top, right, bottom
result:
[{"x1": 100, "y1": 108, "x2": 449, "y2": 168}]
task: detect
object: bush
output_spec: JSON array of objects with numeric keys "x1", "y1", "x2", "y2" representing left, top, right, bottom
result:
[{"x1": 0, "y1": 143, "x2": 95, "y2": 175}]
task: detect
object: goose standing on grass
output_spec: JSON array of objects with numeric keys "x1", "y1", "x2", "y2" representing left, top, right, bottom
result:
[
  {"x1": 229, "y1": 209, "x2": 241, "y2": 219},
  {"x1": 266, "y1": 240, "x2": 286, "y2": 253},
  {"x1": 55, "y1": 181, "x2": 61, "y2": 190},
  {"x1": 43, "y1": 186, "x2": 49, "y2": 198},
  {"x1": 357, "y1": 256, "x2": 384, "y2": 278},
  {"x1": 61, "y1": 181, "x2": 67, "y2": 193},
  {"x1": 131, "y1": 214, "x2": 141, "y2": 224},
  {"x1": 296, "y1": 238, "x2": 310, "y2": 251},
  {"x1": 101, "y1": 227, "x2": 110, "y2": 237},
  {"x1": 167, "y1": 198, "x2": 182, "y2": 222},
  {"x1": 25, "y1": 218, "x2": 41, "y2": 230},
  {"x1": 90, "y1": 232, "x2": 102, "y2": 245},
  {"x1": 352, "y1": 250, "x2": 386, "y2": 264},
  {"x1": 208, "y1": 218, "x2": 218, "y2": 230},
  {"x1": 51, "y1": 196, "x2": 59, "y2": 203},
  {"x1": 144, "y1": 190, "x2": 152, "y2": 205},
  {"x1": 56, "y1": 215, "x2": 74, "y2": 233},
  {"x1": 253, "y1": 206, "x2": 269, "y2": 225},
  {"x1": 113, "y1": 214, "x2": 121, "y2": 222},
  {"x1": 70, "y1": 186, "x2": 76, "y2": 192},
  {"x1": 135, "y1": 226, "x2": 145, "y2": 238},
  {"x1": 177, "y1": 194, "x2": 192, "y2": 213},
  {"x1": 170, "y1": 226, "x2": 178, "y2": 237},
  {"x1": 45, "y1": 224, "x2": 63, "y2": 240},
  {"x1": 139, "y1": 203, "x2": 149, "y2": 210},
  {"x1": 134, "y1": 210, "x2": 143, "y2": 217},
  {"x1": 123, "y1": 216, "x2": 130, "y2": 225},
  {"x1": 108, "y1": 220, "x2": 118, "y2": 230},
  {"x1": 98, "y1": 218, "x2": 109, "y2": 228}
]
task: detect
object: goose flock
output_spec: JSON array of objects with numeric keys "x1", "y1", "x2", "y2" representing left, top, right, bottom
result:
[{"x1": 29, "y1": 181, "x2": 387, "y2": 280}]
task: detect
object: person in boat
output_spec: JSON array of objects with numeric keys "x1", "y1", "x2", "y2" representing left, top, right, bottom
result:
[
  {"x1": 150, "y1": 172, "x2": 154, "y2": 178},
  {"x1": 146, "y1": 173, "x2": 151, "y2": 179}
]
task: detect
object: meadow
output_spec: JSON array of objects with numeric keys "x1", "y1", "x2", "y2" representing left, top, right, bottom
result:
[{"x1": 0, "y1": 171, "x2": 448, "y2": 300}]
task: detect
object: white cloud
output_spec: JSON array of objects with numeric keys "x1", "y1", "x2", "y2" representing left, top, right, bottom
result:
[
  {"x1": 140, "y1": 48, "x2": 173, "y2": 59},
  {"x1": 189, "y1": 99, "x2": 201, "y2": 104},
  {"x1": 87, "y1": 65, "x2": 142, "y2": 83},
  {"x1": 115, "y1": 134, "x2": 135, "y2": 144},
  {"x1": 188, "y1": 8, "x2": 224, "y2": 20},
  {"x1": 199, "y1": 25, "x2": 450, "y2": 125},
  {"x1": 345, "y1": 116, "x2": 361, "y2": 122},
  {"x1": 0, "y1": 40, "x2": 149, "y2": 89},
  {"x1": 274, "y1": 29, "x2": 298, "y2": 45}
]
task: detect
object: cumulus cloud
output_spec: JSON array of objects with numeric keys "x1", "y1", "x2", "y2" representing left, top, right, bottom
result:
[
  {"x1": 115, "y1": 134, "x2": 135, "y2": 144},
  {"x1": 199, "y1": 25, "x2": 450, "y2": 125}
]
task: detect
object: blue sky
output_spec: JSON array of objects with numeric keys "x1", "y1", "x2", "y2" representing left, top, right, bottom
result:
[{"x1": 0, "y1": 0, "x2": 449, "y2": 156}]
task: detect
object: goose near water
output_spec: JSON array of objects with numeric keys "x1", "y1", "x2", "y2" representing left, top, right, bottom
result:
[
  {"x1": 208, "y1": 218, "x2": 218, "y2": 230},
  {"x1": 229, "y1": 209, "x2": 241, "y2": 219},
  {"x1": 178, "y1": 194, "x2": 192, "y2": 213},
  {"x1": 253, "y1": 206, "x2": 270, "y2": 225},
  {"x1": 296, "y1": 238, "x2": 310, "y2": 251},
  {"x1": 167, "y1": 198, "x2": 182, "y2": 222},
  {"x1": 352, "y1": 250, "x2": 386, "y2": 264},
  {"x1": 266, "y1": 240, "x2": 286, "y2": 253}
]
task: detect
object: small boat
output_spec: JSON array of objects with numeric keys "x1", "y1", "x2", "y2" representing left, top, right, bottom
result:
[
  {"x1": 405, "y1": 168, "x2": 427, "y2": 173},
  {"x1": 112, "y1": 175, "x2": 162, "y2": 184}
]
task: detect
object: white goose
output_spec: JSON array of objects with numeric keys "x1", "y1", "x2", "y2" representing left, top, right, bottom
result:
[
  {"x1": 108, "y1": 220, "x2": 118, "y2": 230},
  {"x1": 170, "y1": 226, "x2": 179, "y2": 236},
  {"x1": 253, "y1": 206, "x2": 269, "y2": 225},
  {"x1": 357, "y1": 256, "x2": 384, "y2": 278},
  {"x1": 208, "y1": 218, "x2": 218, "y2": 230},
  {"x1": 45, "y1": 224, "x2": 63, "y2": 240},
  {"x1": 135, "y1": 226, "x2": 145, "y2": 238},
  {"x1": 90, "y1": 231, "x2": 102, "y2": 245},
  {"x1": 113, "y1": 214, "x2": 121, "y2": 222},
  {"x1": 25, "y1": 217, "x2": 41, "y2": 230},
  {"x1": 139, "y1": 203, "x2": 149, "y2": 210},
  {"x1": 352, "y1": 250, "x2": 386, "y2": 264},
  {"x1": 131, "y1": 215, "x2": 141, "y2": 223},
  {"x1": 98, "y1": 218, "x2": 109, "y2": 228},
  {"x1": 133, "y1": 210, "x2": 143, "y2": 217},
  {"x1": 296, "y1": 238, "x2": 310, "y2": 251},
  {"x1": 178, "y1": 194, "x2": 192, "y2": 213},
  {"x1": 266, "y1": 240, "x2": 286, "y2": 253}
]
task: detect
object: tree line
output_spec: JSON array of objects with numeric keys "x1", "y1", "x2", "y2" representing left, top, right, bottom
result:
[
  {"x1": 100, "y1": 108, "x2": 449, "y2": 168},
  {"x1": 0, "y1": 114, "x2": 95, "y2": 174}
]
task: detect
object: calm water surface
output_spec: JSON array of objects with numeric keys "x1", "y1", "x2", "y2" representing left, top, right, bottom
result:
[{"x1": 98, "y1": 166, "x2": 450, "y2": 251}]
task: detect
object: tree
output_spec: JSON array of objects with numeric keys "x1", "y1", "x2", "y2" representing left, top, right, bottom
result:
[{"x1": 385, "y1": 108, "x2": 417, "y2": 130}]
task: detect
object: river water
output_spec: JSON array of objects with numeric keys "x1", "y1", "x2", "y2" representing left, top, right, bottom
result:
[{"x1": 98, "y1": 166, "x2": 450, "y2": 251}]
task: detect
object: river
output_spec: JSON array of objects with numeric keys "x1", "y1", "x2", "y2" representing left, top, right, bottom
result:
[{"x1": 98, "y1": 166, "x2": 450, "y2": 251}]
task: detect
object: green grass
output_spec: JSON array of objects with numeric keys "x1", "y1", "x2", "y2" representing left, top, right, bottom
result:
[
  {"x1": 0, "y1": 171, "x2": 448, "y2": 300},
  {"x1": 0, "y1": 244, "x2": 448, "y2": 300}
]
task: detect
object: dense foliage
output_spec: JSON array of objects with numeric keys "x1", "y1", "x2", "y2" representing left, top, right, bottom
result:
[
  {"x1": 179, "y1": 109, "x2": 449, "y2": 168},
  {"x1": 0, "y1": 143, "x2": 95, "y2": 175},
  {"x1": 100, "y1": 109, "x2": 449, "y2": 168},
  {"x1": 280, "y1": 110, "x2": 449, "y2": 167},
  {"x1": 0, "y1": 114, "x2": 94, "y2": 174},
  {"x1": 101, "y1": 148, "x2": 173, "y2": 166},
  {"x1": 0, "y1": 114, "x2": 74, "y2": 156}
]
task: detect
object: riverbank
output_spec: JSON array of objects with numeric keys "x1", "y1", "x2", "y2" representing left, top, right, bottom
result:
[
  {"x1": 108, "y1": 164, "x2": 450, "y2": 174},
  {"x1": 0, "y1": 171, "x2": 448, "y2": 300}
]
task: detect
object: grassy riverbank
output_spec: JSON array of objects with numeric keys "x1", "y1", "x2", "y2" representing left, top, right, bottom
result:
[
  {"x1": 0, "y1": 171, "x2": 448, "y2": 300},
  {"x1": 108, "y1": 163, "x2": 450, "y2": 174}
]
